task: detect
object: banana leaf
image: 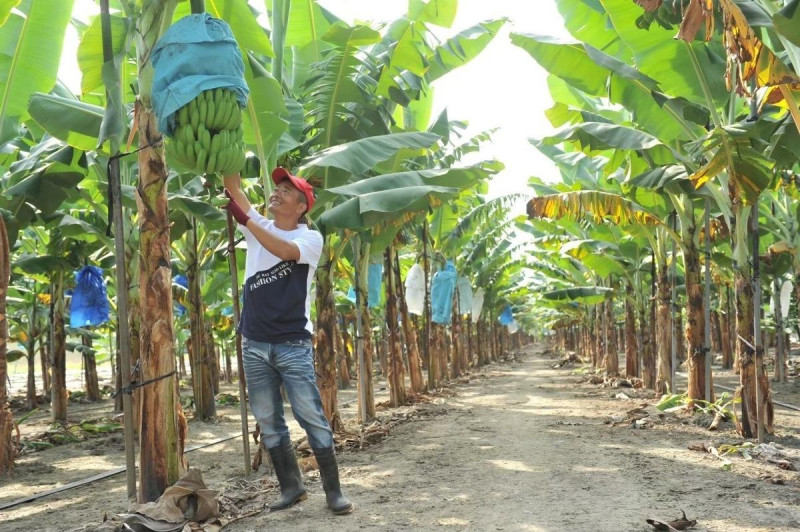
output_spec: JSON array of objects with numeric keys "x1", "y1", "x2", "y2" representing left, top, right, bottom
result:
[
  {"x1": 0, "y1": 0, "x2": 74, "y2": 143},
  {"x1": 541, "y1": 286, "x2": 613, "y2": 305},
  {"x1": 774, "y1": 0, "x2": 800, "y2": 47},
  {"x1": 27, "y1": 93, "x2": 104, "y2": 151},
  {"x1": 77, "y1": 12, "x2": 132, "y2": 95},
  {"x1": 300, "y1": 131, "x2": 440, "y2": 179},
  {"x1": 174, "y1": 0, "x2": 273, "y2": 57},
  {"x1": 318, "y1": 185, "x2": 458, "y2": 234},
  {"x1": 426, "y1": 19, "x2": 506, "y2": 82}
]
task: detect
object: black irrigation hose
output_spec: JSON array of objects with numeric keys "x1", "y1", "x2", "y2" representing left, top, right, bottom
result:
[
  {"x1": 0, "y1": 434, "x2": 241, "y2": 512},
  {"x1": 2, "y1": 397, "x2": 364, "y2": 512},
  {"x1": 713, "y1": 383, "x2": 800, "y2": 414},
  {"x1": 673, "y1": 371, "x2": 800, "y2": 414}
]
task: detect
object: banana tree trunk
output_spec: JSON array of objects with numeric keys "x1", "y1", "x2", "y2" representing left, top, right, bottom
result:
[
  {"x1": 450, "y1": 291, "x2": 461, "y2": 379},
  {"x1": 187, "y1": 219, "x2": 215, "y2": 420},
  {"x1": 122, "y1": 240, "x2": 141, "y2": 417},
  {"x1": 772, "y1": 277, "x2": 786, "y2": 383},
  {"x1": 0, "y1": 215, "x2": 14, "y2": 474},
  {"x1": 676, "y1": 307, "x2": 685, "y2": 365},
  {"x1": 624, "y1": 284, "x2": 639, "y2": 378},
  {"x1": 377, "y1": 324, "x2": 388, "y2": 378},
  {"x1": 422, "y1": 221, "x2": 433, "y2": 390},
  {"x1": 223, "y1": 339, "x2": 232, "y2": 384},
  {"x1": 209, "y1": 330, "x2": 219, "y2": 394},
  {"x1": 711, "y1": 309, "x2": 722, "y2": 355},
  {"x1": 384, "y1": 245, "x2": 406, "y2": 407},
  {"x1": 135, "y1": 99, "x2": 184, "y2": 502},
  {"x1": 439, "y1": 323, "x2": 449, "y2": 381},
  {"x1": 476, "y1": 318, "x2": 485, "y2": 366},
  {"x1": 593, "y1": 306, "x2": 602, "y2": 369},
  {"x1": 719, "y1": 287, "x2": 732, "y2": 369},
  {"x1": 604, "y1": 294, "x2": 619, "y2": 375},
  {"x1": 735, "y1": 271, "x2": 772, "y2": 436},
  {"x1": 685, "y1": 238, "x2": 711, "y2": 406},
  {"x1": 50, "y1": 272, "x2": 67, "y2": 424},
  {"x1": 40, "y1": 339, "x2": 50, "y2": 397},
  {"x1": 314, "y1": 238, "x2": 342, "y2": 430},
  {"x1": 340, "y1": 320, "x2": 354, "y2": 387},
  {"x1": 83, "y1": 335, "x2": 101, "y2": 402},
  {"x1": 466, "y1": 316, "x2": 474, "y2": 369},
  {"x1": 736, "y1": 213, "x2": 773, "y2": 438},
  {"x1": 393, "y1": 248, "x2": 424, "y2": 393},
  {"x1": 26, "y1": 336, "x2": 37, "y2": 410},
  {"x1": 459, "y1": 310, "x2": 469, "y2": 371},
  {"x1": 655, "y1": 260, "x2": 672, "y2": 395},
  {"x1": 354, "y1": 238, "x2": 376, "y2": 421},
  {"x1": 335, "y1": 318, "x2": 350, "y2": 388}
]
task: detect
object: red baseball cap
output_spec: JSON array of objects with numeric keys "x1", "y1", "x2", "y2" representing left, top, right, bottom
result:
[{"x1": 271, "y1": 167, "x2": 315, "y2": 212}]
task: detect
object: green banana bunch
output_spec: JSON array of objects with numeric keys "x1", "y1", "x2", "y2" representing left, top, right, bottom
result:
[{"x1": 165, "y1": 87, "x2": 248, "y2": 177}]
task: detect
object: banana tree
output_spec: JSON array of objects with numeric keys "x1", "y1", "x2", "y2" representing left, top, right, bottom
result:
[
  {"x1": 0, "y1": 214, "x2": 12, "y2": 474},
  {"x1": 133, "y1": 0, "x2": 186, "y2": 501},
  {"x1": 169, "y1": 174, "x2": 228, "y2": 420},
  {"x1": 318, "y1": 159, "x2": 500, "y2": 409}
]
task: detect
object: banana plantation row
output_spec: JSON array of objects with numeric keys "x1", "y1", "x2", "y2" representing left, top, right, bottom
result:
[
  {"x1": 0, "y1": 0, "x2": 532, "y2": 501},
  {"x1": 1, "y1": 0, "x2": 800, "y2": 505},
  {"x1": 518, "y1": 0, "x2": 800, "y2": 444}
]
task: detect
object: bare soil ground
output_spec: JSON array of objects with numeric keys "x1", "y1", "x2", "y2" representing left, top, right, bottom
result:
[{"x1": 2, "y1": 344, "x2": 800, "y2": 531}]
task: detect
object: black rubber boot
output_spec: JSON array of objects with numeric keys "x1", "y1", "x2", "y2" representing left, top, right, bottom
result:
[
  {"x1": 314, "y1": 447, "x2": 353, "y2": 515},
  {"x1": 267, "y1": 440, "x2": 308, "y2": 511}
]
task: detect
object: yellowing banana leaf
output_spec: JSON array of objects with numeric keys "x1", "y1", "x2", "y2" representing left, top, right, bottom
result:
[
  {"x1": 690, "y1": 144, "x2": 773, "y2": 204},
  {"x1": 718, "y1": 0, "x2": 800, "y2": 95},
  {"x1": 527, "y1": 191, "x2": 661, "y2": 226},
  {"x1": 675, "y1": 0, "x2": 714, "y2": 42}
]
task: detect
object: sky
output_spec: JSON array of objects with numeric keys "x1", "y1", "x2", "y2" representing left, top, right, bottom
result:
[{"x1": 59, "y1": 0, "x2": 571, "y2": 197}]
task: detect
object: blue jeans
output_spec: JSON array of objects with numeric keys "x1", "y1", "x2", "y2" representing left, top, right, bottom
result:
[{"x1": 242, "y1": 337, "x2": 334, "y2": 450}]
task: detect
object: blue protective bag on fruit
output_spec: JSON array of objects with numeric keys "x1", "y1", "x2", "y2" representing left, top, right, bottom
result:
[
  {"x1": 431, "y1": 261, "x2": 457, "y2": 324},
  {"x1": 70, "y1": 266, "x2": 110, "y2": 328},
  {"x1": 151, "y1": 13, "x2": 250, "y2": 136}
]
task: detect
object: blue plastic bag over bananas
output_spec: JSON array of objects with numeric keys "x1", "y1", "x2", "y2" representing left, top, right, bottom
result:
[{"x1": 151, "y1": 13, "x2": 249, "y2": 137}]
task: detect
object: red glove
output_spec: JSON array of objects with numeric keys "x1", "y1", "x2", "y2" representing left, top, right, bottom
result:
[{"x1": 224, "y1": 190, "x2": 251, "y2": 226}]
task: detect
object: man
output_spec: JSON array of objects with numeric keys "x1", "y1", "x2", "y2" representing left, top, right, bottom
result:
[{"x1": 223, "y1": 168, "x2": 353, "y2": 515}]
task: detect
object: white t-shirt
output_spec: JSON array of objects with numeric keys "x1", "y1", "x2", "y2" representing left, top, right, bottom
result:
[{"x1": 238, "y1": 206, "x2": 323, "y2": 342}]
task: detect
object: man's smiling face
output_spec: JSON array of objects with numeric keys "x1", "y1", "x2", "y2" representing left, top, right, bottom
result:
[{"x1": 268, "y1": 181, "x2": 307, "y2": 219}]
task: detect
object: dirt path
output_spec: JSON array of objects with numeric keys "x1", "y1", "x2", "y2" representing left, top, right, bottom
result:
[
  {"x1": 3, "y1": 345, "x2": 800, "y2": 531},
  {"x1": 227, "y1": 346, "x2": 800, "y2": 531}
]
